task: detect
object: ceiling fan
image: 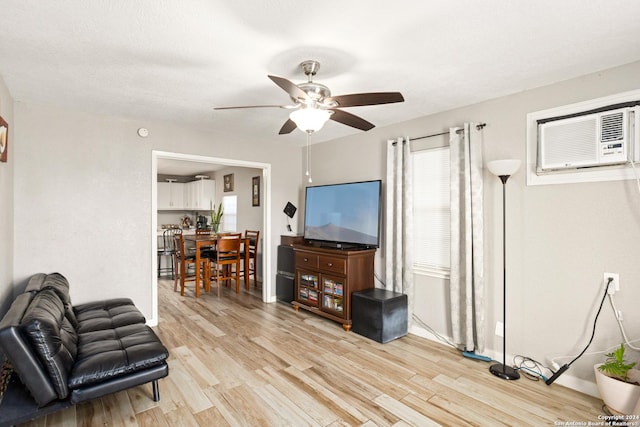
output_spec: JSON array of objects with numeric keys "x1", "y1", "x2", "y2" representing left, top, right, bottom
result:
[{"x1": 214, "y1": 60, "x2": 405, "y2": 135}]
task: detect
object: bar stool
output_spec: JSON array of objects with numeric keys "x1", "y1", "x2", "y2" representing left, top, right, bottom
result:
[{"x1": 158, "y1": 228, "x2": 180, "y2": 279}]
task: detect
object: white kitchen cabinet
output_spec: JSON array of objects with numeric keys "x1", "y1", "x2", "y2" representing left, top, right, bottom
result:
[
  {"x1": 183, "y1": 180, "x2": 198, "y2": 210},
  {"x1": 186, "y1": 179, "x2": 216, "y2": 211},
  {"x1": 157, "y1": 181, "x2": 185, "y2": 210}
]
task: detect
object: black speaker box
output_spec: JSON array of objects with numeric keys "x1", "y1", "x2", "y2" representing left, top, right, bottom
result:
[
  {"x1": 277, "y1": 245, "x2": 295, "y2": 275},
  {"x1": 352, "y1": 288, "x2": 408, "y2": 343},
  {"x1": 276, "y1": 273, "x2": 295, "y2": 303}
]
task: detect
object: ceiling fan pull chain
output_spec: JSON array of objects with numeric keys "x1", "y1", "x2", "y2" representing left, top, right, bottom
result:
[{"x1": 306, "y1": 131, "x2": 313, "y2": 183}]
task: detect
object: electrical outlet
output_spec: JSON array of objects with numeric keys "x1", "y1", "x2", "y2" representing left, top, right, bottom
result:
[
  {"x1": 495, "y1": 321, "x2": 504, "y2": 337},
  {"x1": 604, "y1": 273, "x2": 620, "y2": 294}
]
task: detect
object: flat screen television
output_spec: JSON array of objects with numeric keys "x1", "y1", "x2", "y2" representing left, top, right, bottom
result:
[{"x1": 304, "y1": 180, "x2": 382, "y2": 249}]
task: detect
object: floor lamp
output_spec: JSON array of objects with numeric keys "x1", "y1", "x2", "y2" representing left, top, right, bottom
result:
[{"x1": 487, "y1": 159, "x2": 521, "y2": 381}]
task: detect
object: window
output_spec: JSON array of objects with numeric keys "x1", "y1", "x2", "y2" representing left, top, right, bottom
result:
[
  {"x1": 222, "y1": 195, "x2": 237, "y2": 232},
  {"x1": 412, "y1": 147, "x2": 450, "y2": 278}
]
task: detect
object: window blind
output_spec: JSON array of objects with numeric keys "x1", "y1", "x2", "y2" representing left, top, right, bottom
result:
[
  {"x1": 222, "y1": 195, "x2": 238, "y2": 232},
  {"x1": 412, "y1": 147, "x2": 450, "y2": 277}
]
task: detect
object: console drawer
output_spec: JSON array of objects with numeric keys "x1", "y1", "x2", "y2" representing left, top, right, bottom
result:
[
  {"x1": 295, "y1": 252, "x2": 319, "y2": 269},
  {"x1": 319, "y1": 255, "x2": 346, "y2": 275}
]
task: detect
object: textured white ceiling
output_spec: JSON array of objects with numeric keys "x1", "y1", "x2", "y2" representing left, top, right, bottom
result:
[{"x1": 1, "y1": 1, "x2": 639, "y2": 147}]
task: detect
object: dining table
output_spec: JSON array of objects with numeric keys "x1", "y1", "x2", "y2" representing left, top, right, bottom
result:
[{"x1": 183, "y1": 234, "x2": 251, "y2": 298}]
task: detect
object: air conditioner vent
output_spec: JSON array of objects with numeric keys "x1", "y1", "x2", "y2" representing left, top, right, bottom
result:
[
  {"x1": 542, "y1": 119, "x2": 596, "y2": 166},
  {"x1": 601, "y1": 111, "x2": 624, "y2": 142},
  {"x1": 538, "y1": 107, "x2": 629, "y2": 171}
]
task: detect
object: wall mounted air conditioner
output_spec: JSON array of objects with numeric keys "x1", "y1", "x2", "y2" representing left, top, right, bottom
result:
[{"x1": 538, "y1": 108, "x2": 630, "y2": 171}]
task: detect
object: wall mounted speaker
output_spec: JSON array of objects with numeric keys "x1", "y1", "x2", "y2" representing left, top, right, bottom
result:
[{"x1": 283, "y1": 202, "x2": 297, "y2": 218}]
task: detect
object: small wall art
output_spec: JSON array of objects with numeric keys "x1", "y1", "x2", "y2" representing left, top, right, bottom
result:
[
  {"x1": 252, "y1": 176, "x2": 260, "y2": 206},
  {"x1": 224, "y1": 173, "x2": 234, "y2": 192}
]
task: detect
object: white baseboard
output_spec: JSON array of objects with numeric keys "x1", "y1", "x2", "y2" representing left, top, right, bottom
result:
[
  {"x1": 408, "y1": 325, "x2": 600, "y2": 398},
  {"x1": 552, "y1": 372, "x2": 600, "y2": 398},
  {"x1": 409, "y1": 324, "x2": 443, "y2": 342}
]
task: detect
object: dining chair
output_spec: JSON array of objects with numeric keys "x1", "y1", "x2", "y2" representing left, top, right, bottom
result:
[
  {"x1": 217, "y1": 232, "x2": 242, "y2": 238},
  {"x1": 194, "y1": 237, "x2": 216, "y2": 297},
  {"x1": 209, "y1": 235, "x2": 242, "y2": 294},
  {"x1": 173, "y1": 232, "x2": 197, "y2": 295},
  {"x1": 240, "y1": 230, "x2": 260, "y2": 289},
  {"x1": 191, "y1": 227, "x2": 216, "y2": 257},
  {"x1": 158, "y1": 228, "x2": 180, "y2": 279}
]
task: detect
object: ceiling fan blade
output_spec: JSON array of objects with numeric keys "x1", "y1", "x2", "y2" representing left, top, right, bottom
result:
[
  {"x1": 268, "y1": 75, "x2": 309, "y2": 101},
  {"x1": 214, "y1": 104, "x2": 296, "y2": 110},
  {"x1": 326, "y1": 92, "x2": 404, "y2": 108},
  {"x1": 329, "y1": 109, "x2": 375, "y2": 131},
  {"x1": 278, "y1": 119, "x2": 297, "y2": 135}
]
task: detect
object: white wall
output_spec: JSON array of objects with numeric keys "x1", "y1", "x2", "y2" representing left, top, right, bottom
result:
[
  {"x1": 305, "y1": 60, "x2": 640, "y2": 394},
  {"x1": 212, "y1": 166, "x2": 263, "y2": 234},
  {"x1": 13, "y1": 103, "x2": 302, "y2": 319},
  {"x1": 213, "y1": 166, "x2": 265, "y2": 280},
  {"x1": 0, "y1": 76, "x2": 14, "y2": 315}
]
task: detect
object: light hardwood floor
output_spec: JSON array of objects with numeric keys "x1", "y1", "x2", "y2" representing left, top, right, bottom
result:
[{"x1": 21, "y1": 279, "x2": 605, "y2": 426}]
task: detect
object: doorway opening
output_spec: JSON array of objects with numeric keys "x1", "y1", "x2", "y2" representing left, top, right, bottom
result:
[{"x1": 150, "y1": 150, "x2": 272, "y2": 325}]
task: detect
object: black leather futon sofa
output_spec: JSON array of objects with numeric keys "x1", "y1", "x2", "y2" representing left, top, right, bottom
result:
[{"x1": 0, "y1": 273, "x2": 169, "y2": 426}]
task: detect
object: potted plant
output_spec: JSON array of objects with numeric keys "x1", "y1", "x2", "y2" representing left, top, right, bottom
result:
[
  {"x1": 594, "y1": 343, "x2": 640, "y2": 414},
  {"x1": 210, "y1": 201, "x2": 223, "y2": 234}
]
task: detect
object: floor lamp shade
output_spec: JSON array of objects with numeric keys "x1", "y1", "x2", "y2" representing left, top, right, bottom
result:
[
  {"x1": 487, "y1": 159, "x2": 521, "y2": 178},
  {"x1": 488, "y1": 158, "x2": 521, "y2": 381}
]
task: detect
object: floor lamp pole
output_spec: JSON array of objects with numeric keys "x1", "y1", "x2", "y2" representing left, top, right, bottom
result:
[{"x1": 487, "y1": 159, "x2": 521, "y2": 381}]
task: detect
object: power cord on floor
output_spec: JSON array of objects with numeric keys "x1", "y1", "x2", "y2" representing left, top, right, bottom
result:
[
  {"x1": 544, "y1": 277, "x2": 613, "y2": 385},
  {"x1": 386, "y1": 273, "x2": 637, "y2": 382},
  {"x1": 412, "y1": 314, "x2": 458, "y2": 349},
  {"x1": 513, "y1": 355, "x2": 552, "y2": 382},
  {"x1": 375, "y1": 273, "x2": 461, "y2": 350}
]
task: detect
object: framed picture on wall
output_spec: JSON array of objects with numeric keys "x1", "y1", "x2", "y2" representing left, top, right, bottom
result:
[
  {"x1": 252, "y1": 176, "x2": 260, "y2": 206},
  {"x1": 224, "y1": 173, "x2": 234, "y2": 192},
  {"x1": 0, "y1": 116, "x2": 8, "y2": 163}
]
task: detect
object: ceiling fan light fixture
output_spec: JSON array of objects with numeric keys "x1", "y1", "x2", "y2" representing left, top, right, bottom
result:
[
  {"x1": 289, "y1": 108, "x2": 332, "y2": 133},
  {"x1": 216, "y1": 60, "x2": 404, "y2": 135}
]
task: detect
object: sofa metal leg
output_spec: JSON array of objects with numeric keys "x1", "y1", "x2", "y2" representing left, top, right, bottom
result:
[{"x1": 152, "y1": 380, "x2": 160, "y2": 402}]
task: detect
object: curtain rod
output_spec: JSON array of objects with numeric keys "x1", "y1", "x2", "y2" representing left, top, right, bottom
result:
[{"x1": 411, "y1": 123, "x2": 486, "y2": 141}]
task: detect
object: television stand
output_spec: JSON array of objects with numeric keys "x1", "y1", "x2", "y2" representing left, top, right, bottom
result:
[{"x1": 291, "y1": 244, "x2": 375, "y2": 331}]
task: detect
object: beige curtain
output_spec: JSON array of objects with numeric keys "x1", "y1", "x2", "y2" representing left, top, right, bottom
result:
[
  {"x1": 384, "y1": 138, "x2": 414, "y2": 317},
  {"x1": 449, "y1": 123, "x2": 485, "y2": 352}
]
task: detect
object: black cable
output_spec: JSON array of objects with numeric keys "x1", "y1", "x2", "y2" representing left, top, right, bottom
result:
[
  {"x1": 545, "y1": 277, "x2": 612, "y2": 385},
  {"x1": 514, "y1": 355, "x2": 552, "y2": 382},
  {"x1": 568, "y1": 277, "x2": 612, "y2": 364},
  {"x1": 374, "y1": 272, "x2": 385, "y2": 288}
]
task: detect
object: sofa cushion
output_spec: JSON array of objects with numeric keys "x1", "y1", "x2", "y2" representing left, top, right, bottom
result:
[
  {"x1": 73, "y1": 299, "x2": 146, "y2": 333},
  {"x1": 24, "y1": 273, "x2": 71, "y2": 306},
  {"x1": 21, "y1": 288, "x2": 78, "y2": 400},
  {"x1": 24, "y1": 272, "x2": 79, "y2": 330},
  {"x1": 68, "y1": 323, "x2": 168, "y2": 389},
  {"x1": 0, "y1": 292, "x2": 59, "y2": 407}
]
